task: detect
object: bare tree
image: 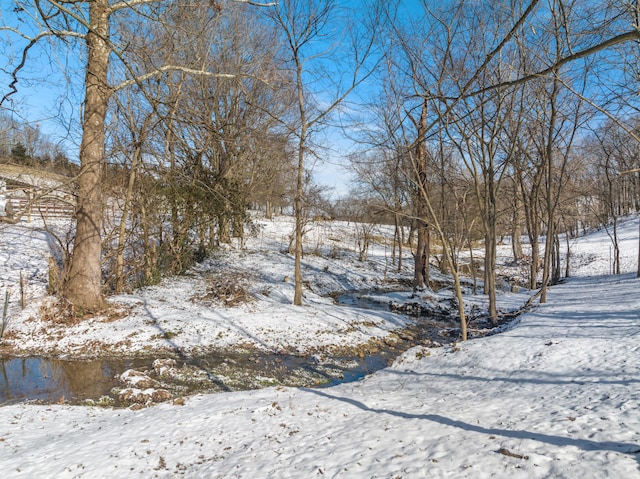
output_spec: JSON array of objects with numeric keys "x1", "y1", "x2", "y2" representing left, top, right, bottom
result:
[{"x1": 266, "y1": 0, "x2": 379, "y2": 305}]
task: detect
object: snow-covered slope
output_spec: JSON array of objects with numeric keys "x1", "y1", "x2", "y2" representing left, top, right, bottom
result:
[
  {"x1": 0, "y1": 272, "x2": 638, "y2": 478},
  {"x1": 0, "y1": 215, "x2": 638, "y2": 477}
]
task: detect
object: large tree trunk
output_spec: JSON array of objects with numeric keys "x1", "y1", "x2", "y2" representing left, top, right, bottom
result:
[
  {"x1": 63, "y1": 0, "x2": 110, "y2": 312},
  {"x1": 265, "y1": 199, "x2": 273, "y2": 220}
]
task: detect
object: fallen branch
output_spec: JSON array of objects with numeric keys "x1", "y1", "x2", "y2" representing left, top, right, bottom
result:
[{"x1": 496, "y1": 448, "x2": 529, "y2": 460}]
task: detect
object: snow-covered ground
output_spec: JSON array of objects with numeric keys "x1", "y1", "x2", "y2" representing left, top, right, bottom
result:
[
  {"x1": 0, "y1": 214, "x2": 527, "y2": 359},
  {"x1": 0, "y1": 216, "x2": 422, "y2": 358},
  {"x1": 0, "y1": 214, "x2": 639, "y2": 477}
]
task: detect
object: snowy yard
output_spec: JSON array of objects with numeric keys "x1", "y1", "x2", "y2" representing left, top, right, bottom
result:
[{"x1": 0, "y1": 215, "x2": 639, "y2": 477}]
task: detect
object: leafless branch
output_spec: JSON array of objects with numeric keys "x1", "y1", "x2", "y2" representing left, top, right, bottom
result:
[
  {"x1": 620, "y1": 168, "x2": 640, "y2": 175},
  {"x1": 233, "y1": 0, "x2": 277, "y2": 5},
  {"x1": 110, "y1": 0, "x2": 276, "y2": 11},
  {"x1": 464, "y1": 30, "x2": 640, "y2": 99},
  {"x1": 0, "y1": 30, "x2": 83, "y2": 107},
  {"x1": 113, "y1": 66, "x2": 244, "y2": 92}
]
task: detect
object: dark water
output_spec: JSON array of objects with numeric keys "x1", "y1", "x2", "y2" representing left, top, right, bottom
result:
[
  {"x1": 0, "y1": 291, "x2": 451, "y2": 406},
  {"x1": 0, "y1": 351, "x2": 397, "y2": 406},
  {"x1": 0, "y1": 357, "x2": 151, "y2": 405},
  {"x1": 333, "y1": 292, "x2": 391, "y2": 311}
]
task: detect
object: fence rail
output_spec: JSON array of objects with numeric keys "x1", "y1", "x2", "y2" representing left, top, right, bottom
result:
[{"x1": 9, "y1": 197, "x2": 75, "y2": 219}]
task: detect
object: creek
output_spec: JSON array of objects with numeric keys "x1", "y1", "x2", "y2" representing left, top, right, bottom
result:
[{"x1": 0, "y1": 291, "x2": 459, "y2": 407}]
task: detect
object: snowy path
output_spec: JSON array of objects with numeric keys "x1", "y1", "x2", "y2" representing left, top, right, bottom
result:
[{"x1": 1, "y1": 273, "x2": 639, "y2": 478}]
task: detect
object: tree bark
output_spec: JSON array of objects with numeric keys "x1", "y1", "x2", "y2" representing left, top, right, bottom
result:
[
  {"x1": 397, "y1": 216, "x2": 404, "y2": 272},
  {"x1": 564, "y1": 226, "x2": 571, "y2": 278},
  {"x1": 63, "y1": 0, "x2": 110, "y2": 312},
  {"x1": 485, "y1": 183, "x2": 498, "y2": 325},
  {"x1": 540, "y1": 79, "x2": 559, "y2": 304},
  {"x1": 292, "y1": 21, "x2": 307, "y2": 306},
  {"x1": 413, "y1": 98, "x2": 430, "y2": 291},
  {"x1": 413, "y1": 219, "x2": 429, "y2": 290},
  {"x1": 265, "y1": 199, "x2": 273, "y2": 220},
  {"x1": 512, "y1": 180, "x2": 524, "y2": 263},
  {"x1": 293, "y1": 136, "x2": 305, "y2": 305}
]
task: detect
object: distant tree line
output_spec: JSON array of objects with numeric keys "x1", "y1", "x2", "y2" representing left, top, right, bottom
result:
[{"x1": 0, "y1": 113, "x2": 77, "y2": 175}]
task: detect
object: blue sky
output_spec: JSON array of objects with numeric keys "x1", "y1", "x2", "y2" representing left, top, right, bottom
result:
[
  {"x1": 0, "y1": 3, "x2": 84, "y2": 153},
  {"x1": 0, "y1": 2, "x2": 367, "y2": 197}
]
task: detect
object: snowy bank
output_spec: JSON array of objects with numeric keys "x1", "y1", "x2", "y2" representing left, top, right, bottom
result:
[
  {"x1": 0, "y1": 273, "x2": 639, "y2": 478},
  {"x1": 0, "y1": 215, "x2": 527, "y2": 359}
]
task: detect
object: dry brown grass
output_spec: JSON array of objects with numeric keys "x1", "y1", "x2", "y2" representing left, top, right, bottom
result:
[{"x1": 39, "y1": 298, "x2": 132, "y2": 325}]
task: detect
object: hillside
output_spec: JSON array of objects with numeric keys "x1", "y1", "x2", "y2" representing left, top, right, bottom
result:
[{"x1": 0, "y1": 214, "x2": 638, "y2": 477}]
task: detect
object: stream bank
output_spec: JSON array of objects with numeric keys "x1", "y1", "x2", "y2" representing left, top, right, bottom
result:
[{"x1": 0, "y1": 289, "x2": 519, "y2": 408}]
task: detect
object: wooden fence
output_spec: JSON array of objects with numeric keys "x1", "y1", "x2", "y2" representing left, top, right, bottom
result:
[{"x1": 8, "y1": 195, "x2": 75, "y2": 220}]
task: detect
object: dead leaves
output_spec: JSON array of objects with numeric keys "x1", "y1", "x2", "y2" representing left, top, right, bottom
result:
[{"x1": 194, "y1": 272, "x2": 253, "y2": 307}]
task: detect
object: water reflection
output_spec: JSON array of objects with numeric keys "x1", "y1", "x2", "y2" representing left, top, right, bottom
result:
[
  {"x1": 0, "y1": 351, "x2": 403, "y2": 407},
  {"x1": 0, "y1": 357, "x2": 149, "y2": 405}
]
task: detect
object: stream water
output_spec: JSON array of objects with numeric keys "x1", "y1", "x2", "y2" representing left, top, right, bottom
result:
[{"x1": 0, "y1": 291, "x2": 455, "y2": 407}]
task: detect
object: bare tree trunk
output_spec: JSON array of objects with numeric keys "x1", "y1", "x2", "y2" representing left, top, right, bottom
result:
[
  {"x1": 218, "y1": 212, "x2": 232, "y2": 244},
  {"x1": 233, "y1": 213, "x2": 244, "y2": 240},
  {"x1": 265, "y1": 199, "x2": 273, "y2": 220},
  {"x1": 269, "y1": 0, "x2": 371, "y2": 306},
  {"x1": 484, "y1": 177, "x2": 498, "y2": 325},
  {"x1": 425, "y1": 226, "x2": 430, "y2": 285},
  {"x1": 392, "y1": 213, "x2": 398, "y2": 266},
  {"x1": 512, "y1": 181, "x2": 524, "y2": 263},
  {"x1": 115, "y1": 143, "x2": 141, "y2": 293},
  {"x1": 398, "y1": 217, "x2": 404, "y2": 272},
  {"x1": 413, "y1": 220, "x2": 429, "y2": 291},
  {"x1": 540, "y1": 218, "x2": 553, "y2": 303},
  {"x1": 637, "y1": 213, "x2": 640, "y2": 278},
  {"x1": 564, "y1": 228, "x2": 571, "y2": 278},
  {"x1": 484, "y1": 227, "x2": 498, "y2": 325},
  {"x1": 613, "y1": 214, "x2": 620, "y2": 274},
  {"x1": 293, "y1": 134, "x2": 305, "y2": 305},
  {"x1": 413, "y1": 98, "x2": 430, "y2": 291},
  {"x1": 467, "y1": 233, "x2": 478, "y2": 295},
  {"x1": 540, "y1": 79, "x2": 559, "y2": 304},
  {"x1": 552, "y1": 230, "x2": 561, "y2": 284},
  {"x1": 526, "y1": 200, "x2": 541, "y2": 289},
  {"x1": 530, "y1": 232, "x2": 540, "y2": 287},
  {"x1": 63, "y1": 0, "x2": 110, "y2": 312}
]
